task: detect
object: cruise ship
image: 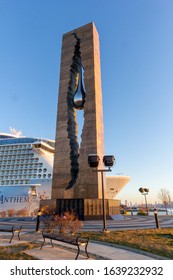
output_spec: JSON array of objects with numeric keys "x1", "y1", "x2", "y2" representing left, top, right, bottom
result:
[
  {"x1": 0, "y1": 132, "x2": 130, "y2": 217},
  {"x1": 0, "y1": 132, "x2": 54, "y2": 217}
]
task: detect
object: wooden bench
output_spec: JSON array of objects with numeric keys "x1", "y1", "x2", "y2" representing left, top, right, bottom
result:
[
  {"x1": 0, "y1": 225, "x2": 22, "y2": 243},
  {"x1": 40, "y1": 231, "x2": 89, "y2": 260}
]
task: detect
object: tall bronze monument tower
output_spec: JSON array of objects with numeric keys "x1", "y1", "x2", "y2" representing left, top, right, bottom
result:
[{"x1": 51, "y1": 23, "x2": 118, "y2": 219}]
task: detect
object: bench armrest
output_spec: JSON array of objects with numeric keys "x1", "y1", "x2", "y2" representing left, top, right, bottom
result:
[
  {"x1": 76, "y1": 236, "x2": 89, "y2": 244},
  {"x1": 13, "y1": 226, "x2": 22, "y2": 231}
]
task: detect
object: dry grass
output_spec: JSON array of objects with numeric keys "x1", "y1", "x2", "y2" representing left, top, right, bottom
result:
[
  {"x1": 0, "y1": 242, "x2": 39, "y2": 260},
  {"x1": 1, "y1": 228, "x2": 173, "y2": 259},
  {"x1": 80, "y1": 228, "x2": 173, "y2": 259}
]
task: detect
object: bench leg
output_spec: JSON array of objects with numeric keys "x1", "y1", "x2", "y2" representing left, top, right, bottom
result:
[
  {"x1": 9, "y1": 232, "x2": 14, "y2": 243},
  {"x1": 40, "y1": 237, "x2": 45, "y2": 250},
  {"x1": 75, "y1": 245, "x2": 80, "y2": 260},
  {"x1": 85, "y1": 243, "x2": 89, "y2": 258},
  {"x1": 75, "y1": 243, "x2": 89, "y2": 260},
  {"x1": 40, "y1": 237, "x2": 54, "y2": 250},
  {"x1": 50, "y1": 239, "x2": 54, "y2": 248},
  {"x1": 17, "y1": 231, "x2": 21, "y2": 241}
]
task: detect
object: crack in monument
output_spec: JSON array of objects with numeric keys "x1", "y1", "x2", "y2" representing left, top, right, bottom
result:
[{"x1": 66, "y1": 33, "x2": 86, "y2": 190}]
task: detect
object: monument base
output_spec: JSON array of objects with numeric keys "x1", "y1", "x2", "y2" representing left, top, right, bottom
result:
[{"x1": 55, "y1": 198, "x2": 120, "y2": 220}]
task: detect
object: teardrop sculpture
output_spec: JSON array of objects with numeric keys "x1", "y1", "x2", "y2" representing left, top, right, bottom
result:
[{"x1": 73, "y1": 65, "x2": 86, "y2": 110}]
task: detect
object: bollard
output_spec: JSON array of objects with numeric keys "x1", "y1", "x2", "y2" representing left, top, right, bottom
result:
[
  {"x1": 154, "y1": 209, "x2": 160, "y2": 229},
  {"x1": 36, "y1": 209, "x2": 42, "y2": 232}
]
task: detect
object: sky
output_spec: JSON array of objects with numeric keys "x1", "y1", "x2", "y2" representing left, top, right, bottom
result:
[{"x1": 0, "y1": 0, "x2": 173, "y2": 205}]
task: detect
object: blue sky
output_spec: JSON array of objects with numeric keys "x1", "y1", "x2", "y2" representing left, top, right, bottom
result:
[{"x1": 0, "y1": 0, "x2": 173, "y2": 204}]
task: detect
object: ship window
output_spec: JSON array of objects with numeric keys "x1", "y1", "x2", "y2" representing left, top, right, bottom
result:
[
  {"x1": 48, "y1": 174, "x2": 51, "y2": 178},
  {"x1": 43, "y1": 174, "x2": 46, "y2": 178},
  {"x1": 39, "y1": 169, "x2": 42, "y2": 173},
  {"x1": 38, "y1": 174, "x2": 41, "y2": 178},
  {"x1": 43, "y1": 168, "x2": 47, "y2": 172}
]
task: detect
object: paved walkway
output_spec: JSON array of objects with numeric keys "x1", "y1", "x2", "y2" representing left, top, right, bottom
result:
[{"x1": 0, "y1": 231, "x2": 164, "y2": 260}]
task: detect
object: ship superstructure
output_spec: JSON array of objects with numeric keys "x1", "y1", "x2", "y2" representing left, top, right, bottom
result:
[{"x1": 0, "y1": 133, "x2": 54, "y2": 217}]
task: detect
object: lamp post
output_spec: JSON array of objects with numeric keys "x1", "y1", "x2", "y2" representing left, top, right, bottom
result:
[
  {"x1": 139, "y1": 187, "x2": 149, "y2": 215},
  {"x1": 88, "y1": 154, "x2": 115, "y2": 232},
  {"x1": 36, "y1": 209, "x2": 42, "y2": 232},
  {"x1": 154, "y1": 208, "x2": 160, "y2": 229}
]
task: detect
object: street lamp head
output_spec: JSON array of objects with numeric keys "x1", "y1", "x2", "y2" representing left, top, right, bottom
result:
[
  {"x1": 88, "y1": 154, "x2": 100, "y2": 168},
  {"x1": 103, "y1": 155, "x2": 115, "y2": 167},
  {"x1": 139, "y1": 187, "x2": 149, "y2": 194},
  {"x1": 139, "y1": 187, "x2": 144, "y2": 193}
]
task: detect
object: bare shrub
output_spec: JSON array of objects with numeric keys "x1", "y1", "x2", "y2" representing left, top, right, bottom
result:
[
  {"x1": 0, "y1": 211, "x2": 6, "y2": 218},
  {"x1": 7, "y1": 209, "x2": 15, "y2": 217},
  {"x1": 42, "y1": 208, "x2": 83, "y2": 234},
  {"x1": 16, "y1": 208, "x2": 29, "y2": 216},
  {"x1": 137, "y1": 209, "x2": 147, "y2": 216},
  {"x1": 63, "y1": 211, "x2": 83, "y2": 234}
]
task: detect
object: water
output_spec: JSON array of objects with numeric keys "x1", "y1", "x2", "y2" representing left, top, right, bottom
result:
[{"x1": 127, "y1": 208, "x2": 173, "y2": 216}]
